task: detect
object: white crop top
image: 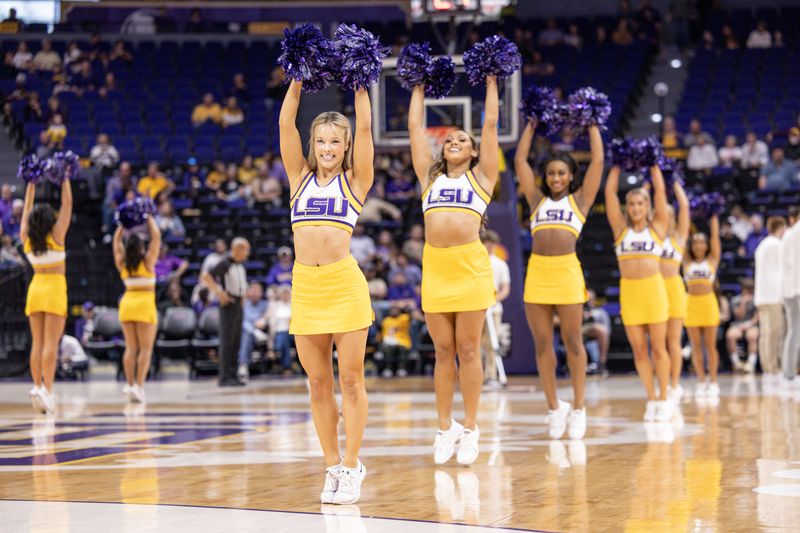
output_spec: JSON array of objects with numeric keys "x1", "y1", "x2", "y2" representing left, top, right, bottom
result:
[
  {"x1": 290, "y1": 172, "x2": 363, "y2": 234},
  {"x1": 530, "y1": 194, "x2": 586, "y2": 238},
  {"x1": 661, "y1": 236, "x2": 684, "y2": 265},
  {"x1": 684, "y1": 259, "x2": 716, "y2": 286},
  {"x1": 422, "y1": 170, "x2": 490, "y2": 221},
  {"x1": 614, "y1": 226, "x2": 664, "y2": 261}
]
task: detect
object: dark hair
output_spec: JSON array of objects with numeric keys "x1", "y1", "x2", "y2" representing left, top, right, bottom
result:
[
  {"x1": 687, "y1": 232, "x2": 709, "y2": 261},
  {"x1": 540, "y1": 153, "x2": 579, "y2": 198},
  {"x1": 27, "y1": 204, "x2": 57, "y2": 255},
  {"x1": 124, "y1": 233, "x2": 145, "y2": 274}
]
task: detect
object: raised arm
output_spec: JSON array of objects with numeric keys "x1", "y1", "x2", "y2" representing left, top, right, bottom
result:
[
  {"x1": 573, "y1": 125, "x2": 604, "y2": 214},
  {"x1": 604, "y1": 166, "x2": 626, "y2": 239},
  {"x1": 477, "y1": 75, "x2": 500, "y2": 191},
  {"x1": 649, "y1": 165, "x2": 669, "y2": 239},
  {"x1": 350, "y1": 88, "x2": 374, "y2": 199},
  {"x1": 111, "y1": 225, "x2": 125, "y2": 272},
  {"x1": 673, "y1": 181, "x2": 690, "y2": 244},
  {"x1": 708, "y1": 214, "x2": 721, "y2": 266},
  {"x1": 514, "y1": 120, "x2": 543, "y2": 208},
  {"x1": 408, "y1": 85, "x2": 433, "y2": 188},
  {"x1": 52, "y1": 176, "x2": 72, "y2": 244},
  {"x1": 278, "y1": 80, "x2": 309, "y2": 190},
  {"x1": 144, "y1": 216, "x2": 162, "y2": 271},
  {"x1": 19, "y1": 182, "x2": 36, "y2": 243}
]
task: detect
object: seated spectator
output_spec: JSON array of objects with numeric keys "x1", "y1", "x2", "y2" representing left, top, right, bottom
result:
[
  {"x1": 387, "y1": 271, "x2": 417, "y2": 309},
  {"x1": 237, "y1": 281, "x2": 268, "y2": 380},
  {"x1": 221, "y1": 96, "x2": 244, "y2": 128},
  {"x1": 0, "y1": 184, "x2": 14, "y2": 220},
  {"x1": 251, "y1": 167, "x2": 283, "y2": 205},
  {"x1": 137, "y1": 162, "x2": 174, "y2": 199},
  {"x1": 265, "y1": 66, "x2": 288, "y2": 109},
  {"x1": 89, "y1": 133, "x2": 120, "y2": 170},
  {"x1": 192, "y1": 92, "x2": 222, "y2": 126},
  {"x1": 201, "y1": 238, "x2": 228, "y2": 273},
  {"x1": 726, "y1": 278, "x2": 759, "y2": 372},
  {"x1": 582, "y1": 289, "x2": 611, "y2": 375},
  {"x1": 538, "y1": 18, "x2": 564, "y2": 47},
  {"x1": 157, "y1": 280, "x2": 189, "y2": 312},
  {"x1": 101, "y1": 162, "x2": 136, "y2": 236},
  {"x1": 563, "y1": 24, "x2": 582, "y2": 49},
  {"x1": 0, "y1": 234, "x2": 22, "y2": 265},
  {"x1": 635, "y1": 0, "x2": 661, "y2": 42},
  {"x1": 24, "y1": 91, "x2": 43, "y2": 122},
  {"x1": 70, "y1": 61, "x2": 97, "y2": 94},
  {"x1": 721, "y1": 24, "x2": 739, "y2": 50},
  {"x1": 611, "y1": 18, "x2": 634, "y2": 45},
  {"x1": 182, "y1": 157, "x2": 205, "y2": 196},
  {"x1": 2, "y1": 199, "x2": 23, "y2": 239},
  {"x1": 661, "y1": 115, "x2": 682, "y2": 150},
  {"x1": 155, "y1": 200, "x2": 185, "y2": 239},
  {"x1": 683, "y1": 119, "x2": 714, "y2": 148},
  {"x1": 773, "y1": 30, "x2": 785, "y2": 48},
  {"x1": 192, "y1": 285, "x2": 217, "y2": 316},
  {"x1": 45, "y1": 113, "x2": 67, "y2": 149},
  {"x1": 33, "y1": 39, "x2": 61, "y2": 72},
  {"x1": 375, "y1": 230, "x2": 397, "y2": 265},
  {"x1": 385, "y1": 153, "x2": 417, "y2": 204},
  {"x1": 759, "y1": 147, "x2": 797, "y2": 190},
  {"x1": 365, "y1": 262, "x2": 388, "y2": 301},
  {"x1": 1, "y1": 8, "x2": 23, "y2": 32},
  {"x1": 741, "y1": 132, "x2": 769, "y2": 170},
  {"x1": 595, "y1": 25, "x2": 608, "y2": 46},
  {"x1": 11, "y1": 41, "x2": 32, "y2": 71},
  {"x1": 63, "y1": 41, "x2": 85, "y2": 73},
  {"x1": 109, "y1": 40, "x2": 134, "y2": 64},
  {"x1": 718, "y1": 135, "x2": 742, "y2": 168},
  {"x1": 216, "y1": 163, "x2": 244, "y2": 202},
  {"x1": 523, "y1": 51, "x2": 555, "y2": 77},
  {"x1": 44, "y1": 95, "x2": 66, "y2": 123},
  {"x1": 237, "y1": 155, "x2": 257, "y2": 185},
  {"x1": 266, "y1": 246, "x2": 294, "y2": 287},
  {"x1": 350, "y1": 223, "x2": 376, "y2": 266},
  {"x1": 261, "y1": 285, "x2": 294, "y2": 373},
  {"x1": 379, "y1": 304, "x2": 412, "y2": 377},
  {"x1": 746, "y1": 20, "x2": 772, "y2": 49},
  {"x1": 205, "y1": 160, "x2": 227, "y2": 190},
  {"x1": 728, "y1": 205, "x2": 753, "y2": 242},
  {"x1": 785, "y1": 128, "x2": 800, "y2": 163},
  {"x1": 720, "y1": 219, "x2": 742, "y2": 255},
  {"x1": 74, "y1": 301, "x2": 95, "y2": 346},
  {"x1": 701, "y1": 31, "x2": 715, "y2": 50},
  {"x1": 229, "y1": 72, "x2": 251, "y2": 103},
  {"x1": 390, "y1": 253, "x2": 422, "y2": 287},
  {"x1": 155, "y1": 243, "x2": 188, "y2": 284},
  {"x1": 742, "y1": 214, "x2": 766, "y2": 258},
  {"x1": 401, "y1": 224, "x2": 424, "y2": 264}
]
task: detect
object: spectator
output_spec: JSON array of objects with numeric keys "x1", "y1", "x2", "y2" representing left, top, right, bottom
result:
[
  {"x1": 687, "y1": 135, "x2": 719, "y2": 172},
  {"x1": 754, "y1": 217, "x2": 787, "y2": 380},
  {"x1": 0, "y1": 234, "x2": 22, "y2": 265},
  {"x1": 358, "y1": 186, "x2": 401, "y2": 224},
  {"x1": 221, "y1": 96, "x2": 244, "y2": 128},
  {"x1": 157, "y1": 280, "x2": 189, "y2": 312},
  {"x1": 742, "y1": 214, "x2": 766, "y2": 258},
  {"x1": 237, "y1": 155, "x2": 257, "y2": 185},
  {"x1": 262, "y1": 285, "x2": 294, "y2": 373},
  {"x1": 266, "y1": 246, "x2": 294, "y2": 287},
  {"x1": 229, "y1": 73, "x2": 251, "y2": 103},
  {"x1": 481, "y1": 231, "x2": 510, "y2": 385},
  {"x1": 44, "y1": 95, "x2": 66, "y2": 123},
  {"x1": 365, "y1": 262, "x2": 388, "y2": 302},
  {"x1": 137, "y1": 162, "x2": 174, "y2": 199},
  {"x1": 45, "y1": 113, "x2": 67, "y2": 149},
  {"x1": 726, "y1": 278, "x2": 759, "y2": 372},
  {"x1": 155, "y1": 243, "x2": 188, "y2": 284},
  {"x1": 182, "y1": 157, "x2": 205, "y2": 196},
  {"x1": 350, "y1": 223, "x2": 376, "y2": 266},
  {"x1": 759, "y1": 147, "x2": 797, "y2": 190},
  {"x1": 390, "y1": 253, "x2": 422, "y2": 287},
  {"x1": 265, "y1": 66, "x2": 288, "y2": 110},
  {"x1": 401, "y1": 224, "x2": 424, "y2": 264},
  {"x1": 205, "y1": 160, "x2": 227, "y2": 191},
  {"x1": 563, "y1": 24, "x2": 583, "y2": 49},
  {"x1": 71, "y1": 61, "x2": 97, "y2": 93},
  {"x1": 523, "y1": 50, "x2": 555, "y2": 77},
  {"x1": 746, "y1": 20, "x2": 772, "y2": 49},
  {"x1": 773, "y1": 30, "x2": 785, "y2": 48},
  {"x1": 216, "y1": 163, "x2": 244, "y2": 202},
  {"x1": 63, "y1": 41, "x2": 84, "y2": 73},
  {"x1": 634, "y1": 0, "x2": 661, "y2": 42},
  {"x1": 237, "y1": 281, "x2": 268, "y2": 382},
  {"x1": 2, "y1": 7, "x2": 22, "y2": 31},
  {"x1": 379, "y1": 304, "x2": 412, "y2": 377},
  {"x1": 89, "y1": 133, "x2": 120, "y2": 170},
  {"x1": 785, "y1": 128, "x2": 800, "y2": 163},
  {"x1": 11, "y1": 41, "x2": 32, "y2": 70},
  {"x1": 375, "y1": 230, "x2": 397, "y2": 265},
  {"x1": 595, "y1": 25, "x2": 608, "y2": 46},
  {"x1": 74, "y1": 301, "x2": 95, "y2": 346},
  {"x1": 683, "y1": 119, "x2": 714, "y2": 148},
  {"x1": 611, "y1": 18, "x2": 634, "y2": 45},
  {"x1": 719, "y1": 219, "x2": 742, "y2": 256},
  {"x1": 717, "y1": 134, "x2": 742, "y2": 168},
  {"x1": 155, "y1": 201, "x2": 185, "y2": 239},
  {"x1": 24, "y1": 91, "x2": 43, "y2": 122},
  {"x1": 2, "y1": 199, "x2": 23, "y2": 239},
  {"x1": 387, "y1": 271, "x2": 417, "y2": 309},
  {"x1": 192, "y1": 92, "x2": 222, "y2": 126},
  {"x1": 108, "y1": 40, "x2": 133, "y2": 68},
  {"x1": 185, "y1": 8, "x2": 208, "y2": 33},
  {"x1": 701, "y1": 31, "x2": 715, "y2": 50},
  {"x1": 101, "y1": 162, "x2": 136, "y2": 235},
  {"x1": 661, "y1": 115, "x2": 682, "y2": 150},
  {"x1": 251, "y1": 166, "x2": 283, "y2": 205},
  {"x1": 201, "y1": 238, "x2": 228, "y2": 273},
  {"x1": 538, "y1": 18, "x2": 564, "y2": 47},
  {"x1": 32, "y1": 39, "x2": 61, "y2": 72},
  {"x1": 0, "y1": 184, "x2": 14, "y2": 220},
  {"x1": 582, "y1": 289, "x2": 612, "y2": 375},
  {"x1": 741, "y1": 132, "x2": 769, "y2": 170},
  {"x1": 721, "y1": 24, "x2": 740, "y2": 50}
]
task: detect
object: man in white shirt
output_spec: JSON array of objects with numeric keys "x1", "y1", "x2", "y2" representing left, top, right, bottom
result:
[
  {"x1": 687, "y1": 136, "x2": 719, "y2": 172},
  {"x1": 740, "y1": 132, "x2": 770, "y2": 170},
  {"x1": 481, "y1": 231, "x2": 510, "y2": 386},
  {"x1": 780, "y1": 207, "x2": 800, "y2": 385},
  {"x1": 746, "y1": 21, "x2": 772, "y2": 49},
  {"x1": 754, "y1": 216, "x2": 787, "y2": 380}
]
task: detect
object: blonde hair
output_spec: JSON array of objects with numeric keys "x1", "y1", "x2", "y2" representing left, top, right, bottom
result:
[
  {"x1": 427, "y1": 129, "x2": 479, "y2": 180},
  {"x1": 307, "y1": 112, "x2": 353, "y2": 173},
  {"x1": 623, "y1": 187, "x2": 653, "y2": 226}
]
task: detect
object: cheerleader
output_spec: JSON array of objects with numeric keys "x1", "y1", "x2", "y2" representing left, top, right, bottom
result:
[
  {"x1": 605, "y1": 165, "x2": 672, "y2": 422},
  {"x1": 279, "y1": 80, "x2": 374, "y2": 504},
  {"x1": 514, "y1": 118, "x2": 604, "y2": 440},
  {"x1": 684, "y1": 215, "x2": 722, "y2": 399},
  {"x1": 659, "y1": 181, "x2": 690, "y2": 405},
  {"x1": 407, "y1": 76, "x2": 499, "y2": 465},
  {"x1": 112, "y1": 216, "x2": 161, "y2": 403},
  {"x1": 20, "y1": 175, "x2": 72, "y2": 415}
]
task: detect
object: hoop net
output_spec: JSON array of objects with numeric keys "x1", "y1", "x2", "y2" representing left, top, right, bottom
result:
[{"x1": 425, "y1": 126, "x2": 456, "y2": 152}]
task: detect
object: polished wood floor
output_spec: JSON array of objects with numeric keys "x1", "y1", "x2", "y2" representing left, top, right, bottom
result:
[{"x1": 0, "y1": 373, "x2": 798, "y2": 532}]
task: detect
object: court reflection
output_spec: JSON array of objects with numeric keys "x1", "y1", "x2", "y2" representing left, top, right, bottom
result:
[{"x1": 30, "y1": 416, "x2": 67, "y2": 533}]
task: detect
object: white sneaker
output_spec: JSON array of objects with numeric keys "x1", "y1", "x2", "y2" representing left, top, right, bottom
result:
[
  {"x1": 237, "y1": 363, "x2": 249, "y2": 382},
  {"x1": 546, "y1": 399, "x2": 571, "y2": 439},
  {"x1": 434, "y1": 420, "x2": 464, "y2": 465},
  {"x1": 668, "y1": 385, "x2": 684, "y2": 405},
  {"x1": 122, "y1": 383, "x2": 132, "y2": 395},
  {"x1": 695, "y1": 382, "x2": 708, "y2": 399},
  {"x1": 567, "y1": 408, "x2": 587, "y2": 440},
  {"x1": 39, "y1": 388, "x2": 56, "y2": 415},
  {"x1": 744, "y1": 354, "x2": 757, "y2": 373},
  {"x1": 457, "y1": 426, "x2": 480, "y2": 465},
  {"x1": 320, "y1": 463, "x2": 341, "y2": 504},
  {"x1": 30, "y1": 386, "x2": 46, "y2": 414},
  {"x1": 396, "y1": 369, "x2": 408, "y2": 378},
  {"x1": 332, "y1": 461, "x2": 366, "y2": 505},
  {"x1": 655, "y1": 400, "x2": 673, "y2": 422},
  {"x1": 706, "y1": 382, "x2": 720, "y2": 398},
  {"x1": 644, "y1": 400, "x2": 657, "y2": 421},
  {"x1": 731, "y1": 356, "x2": 744, "y2": 372},
  {"x1": 568, "y1": 440, "x2": 587, "y2": 466},
  {"x1": 130, "y1": 385, "x2": 146, "y2": 404}
]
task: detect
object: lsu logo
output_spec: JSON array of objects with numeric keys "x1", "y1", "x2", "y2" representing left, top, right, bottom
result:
[
  {"x1": 293, "y1": 196, "x2": 350, "y2": 218},
  {"x1": 620, "y1": 241, "x2": 655, "y2": 253},
  {"x1": 534, "y1": 209, "x2": 574, "y2": 223},
  {"x1": 428, "y1": 188, "x2": 474, "y2": 205}
]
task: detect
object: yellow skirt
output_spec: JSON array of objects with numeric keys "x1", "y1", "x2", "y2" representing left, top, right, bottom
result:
[
  {"x1": 290, "y1": 255, "x2": 373, "y2": 335},
  {"x1": 25, "y1": 273, "x2": 67, "y2": 317},
  {"x1": 421, "y1": 240, "x2": 495, "y2": 313},
  {"x1": 620, "y1": 274, "x2": 669, "y2": 326},
  {"x1": 663, "y1": 275, "x2": 688, "y2": 320},
  {"x1": 523, "y1": 253, "x2": 587, "y2": 305},
  {"x1": 119, "y1": 290, "x2": 158, "y2": 324},
  {"x1": 685, "y1": 292, "x2": 720, "y2": 328}
]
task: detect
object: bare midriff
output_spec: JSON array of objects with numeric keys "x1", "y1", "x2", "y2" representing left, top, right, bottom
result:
[
  {"x1": 293, "y1": 225, "x2": 352, "y2": 266},
  {"x1": 618, "y1": 258, "x2": 661, "y2": 280},
  {"x1": 531, "y1": 229, "x2": 577, "y2": 256},
  {"x1": 32, "y1": 264, "x2": 65, "y2": 275},
  {"x1": 659, "y1": 261, "x2": 681, "y2": 278},
  {"x1": 424, "y1": 211, "x2": 482, "y2": 247}
]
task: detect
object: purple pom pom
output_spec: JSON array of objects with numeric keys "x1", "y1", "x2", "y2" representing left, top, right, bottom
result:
[
  {"x1": 689, "y1": 192, "x2": 726, "y2": 219},
  {"x1": 520, "y1": 86, "x2": 566, "y2": 135},
  {"x1": 397, "y1": 42, "x2": 431, "y2": 91},
  {"x1": 17, "y1": 154, "x2": 45, "y2": 184},
  {"x1": 115, "y1": 196, "x2": 157, "y2": 230},
  {"x1": 658, "y1": 156, "x2": 685, "y2": 189},
  {"x1": 607, "y1": 137, "x2": 639, "y2": 171},
  {"x1": 425, "y1": 56, "x2": 456, "y2": 99},
  {"x1": 566, "y1": 87, "x2": 612, "y2": 131},
  {"x1": 633, "y1": 136, "x2": 664, "y2": 168},
  {"x1": 278, "y1": 23, "x2": 335, "y2": 94},
  {"x1": 463, "y1": 35, "x2": 521, "y2": 86},
  {"x1": 331, "y1": 24, "x2": 389, "y2": 91},
  {"x1": 44, "y1": 151, "x2": 80, "y2": 185}
]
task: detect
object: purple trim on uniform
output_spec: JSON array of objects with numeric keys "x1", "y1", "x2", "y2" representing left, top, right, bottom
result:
[
  {"x1": 467, "y1": 168, "x2": 493, "y2": 199},
  {"x1": 424, "y1": 204, "x2": 483, "y2": 216},
  {"x1": 339, "y1": 173, "x2": 365, "y2": 208},
  {"x1": 289, "y1": 172, "x2": 314, "y2": 204},
  {"x1": 313, "y1": 172, "x2": 340, "y2": 188},
  {"x1": 291, "y1": 217, "x2": 354, "y2": 227},
  {"x1": 335, "y1": 177, "x2": 362, "y2": 215}
]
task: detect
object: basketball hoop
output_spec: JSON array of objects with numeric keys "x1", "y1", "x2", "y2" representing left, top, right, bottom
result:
[{"x1": 425, "y1": 126, "x2": 456, "y2": 152}]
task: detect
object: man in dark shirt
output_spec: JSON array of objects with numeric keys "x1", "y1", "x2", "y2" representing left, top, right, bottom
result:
[{"x1": 201, "y1": 237, "x2": 250, "y2": 386}]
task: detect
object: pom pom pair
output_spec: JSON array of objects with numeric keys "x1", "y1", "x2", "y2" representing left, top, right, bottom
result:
[
  {"x1": 397, "y1": 42, "x2": 456, "y2": 99},
  {"x1": 566, "y1": 87, "x2": 611, "y2": 131},
  {"x1": 690, "y1": 192, "x2": 725, "y2": 218},
  {"x1": 17, "y1": 151, "x2": 79, "y2": 185},
  {"x1": 115, "y1": 196, "x2": 157, "y2": 230},
  {"x1": 520, "y1": 86, "x2": 567, "y2": 136},
  {"x1": 608, "y1": 136, "x2": 664, "y2": 172},
  {"x1": 463, "y1": 35, "x2": 522, "y2": 86},
  {"x1": 278, "y1": 23, "x2": 388, "y2": 93},
  {"x1": 657, "y1": 155, "x2": 685, "y2": 189},
  {"x1": 17, "y1": 154, "x2": 46, "y2": 184}
]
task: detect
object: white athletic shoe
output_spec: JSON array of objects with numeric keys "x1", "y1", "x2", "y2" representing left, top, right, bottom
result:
[
  {"x1": 546, "y1": 399, "x2": 571, "y2": 439},
  {"x1": 320, "y1": 463, "x2": 341, "y2": 504},
  {"x1": 39, "y1": 388, "x2": 56, "y2": 415},
  {"x1": 644, "y1": 400, "x2": 658, "y2": 422},
  {"x1": 567, "y1": 408, "x2": 587, "y2": 440},
  {"x1": 668, "y1": 385, "x2": 684, "y2": 405},
  {"x1": 130, "y1": 385, "x2": 146, "y2": 404},
  {"x1": 332, "y1": 461, "x2": 366, "y2": 505},
  {"x1": 434, "y1": 420, "x2": 464, "y2": 465},
  {"x1": 744, "y1": 354, "x2": 757, "y2": 373},
  {"x1": 568, "y1": 440, "x2": 587, "y2": 466},
  {"x1": 457, "y1": 426, "x2": 480, "y2": 465},
  {"x1": 695, "y1": 382, "x2": 708, "y2": 399},
  {"x1": 122, "y1": 383, "x2": 132, "y2": 395},
  {"x1": 706, "y1": 382, "x2": 720, "y2": 398},
  {"x1": 237, "y1": 363, "x2": 249, "y2": 382},
  {"x1": 30, "y1": 386, "x2": 46, "y2": 414},
  {"x1": 655, "y1": 400, "x2": 673, "y2": 423}
]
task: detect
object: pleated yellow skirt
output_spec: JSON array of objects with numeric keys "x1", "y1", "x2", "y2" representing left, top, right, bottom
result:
[
  {"x1": 523, "y1": 253, "x2": 587, "y2": 305},
  {"x1": 663, "y1": 275, "x2": 688, "y2": 320},
  {"x1": 685, "y1": 292, "x2": 720, "y2": 328},
  {"x1": 119, "y1": 290, "x2": 158, "y2": 324},
  {"x1": 421, "y1": 240, "x2": 495, "y2": 313},
  {"x1": 25, "y1": 273, "x2": 67, "y2": 317},
  {"x1": 619, "y1": 274, "x2": 669, "y2": 326}
]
